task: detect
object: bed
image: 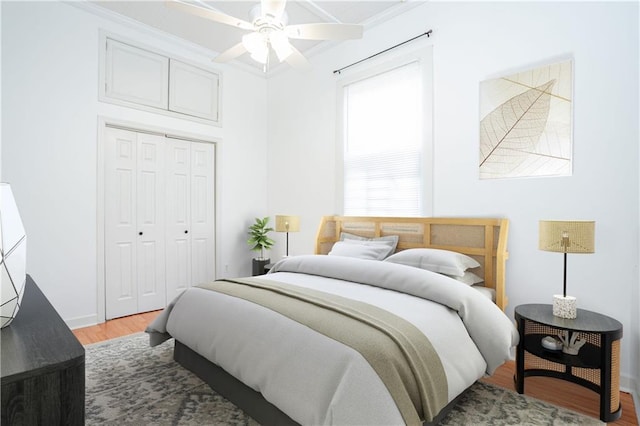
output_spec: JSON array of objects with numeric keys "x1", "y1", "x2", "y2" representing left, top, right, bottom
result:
[{"x1": 147, "y1": 216, "x2": 518, "y2": 425}]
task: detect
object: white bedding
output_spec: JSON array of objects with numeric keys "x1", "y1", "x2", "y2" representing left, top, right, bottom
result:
[{"x1": 147, "y1": 255, "x2": 518, "y2": 425}]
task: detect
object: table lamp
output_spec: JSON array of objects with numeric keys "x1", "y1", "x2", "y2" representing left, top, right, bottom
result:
[
  {"x1": 539, "y1": 220, "x2": 595, "y2": 319},
  {"x1": 275, "y1": 215, "x2": 300, "y2": 257}
]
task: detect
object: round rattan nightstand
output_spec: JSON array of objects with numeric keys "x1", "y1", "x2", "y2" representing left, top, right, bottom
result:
[{"x1": 514, "y1": 304, "x2": 623, "y2": 422}]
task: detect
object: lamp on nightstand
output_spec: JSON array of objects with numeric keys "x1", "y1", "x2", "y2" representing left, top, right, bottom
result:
[
  {"x1": 539, "y1": 220, "x2": 595, "y2": 319},
  {"x1": 275, "y1": 215, "x2": 300, "y2": 257}
]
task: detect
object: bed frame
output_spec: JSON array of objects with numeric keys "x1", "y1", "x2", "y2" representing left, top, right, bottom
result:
[
  {"x1": 315, "y1": 216, "x2": 510, "y2": 311},
  {"x1": 175, "y1": 340, "x2": 464, "y2": 426},
  {"x1": 174, "y1": 216, "x2": 510, "y2": 425}
]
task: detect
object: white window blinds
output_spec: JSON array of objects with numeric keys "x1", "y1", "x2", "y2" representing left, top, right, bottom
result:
[{"x1": 342, "y1": 61, "x2": 423, "y2": 216}]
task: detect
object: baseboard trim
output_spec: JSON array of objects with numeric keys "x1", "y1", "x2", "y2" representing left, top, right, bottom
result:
[
  {"x1": 620, "y1": 374, "x2": 639, "y2": 421},
  {"x1": 634, "y1": 383, "x2": 640, "y2": 423},
  {"x1": 66, "y1": 314, "x2": 98, "y2": 330}
]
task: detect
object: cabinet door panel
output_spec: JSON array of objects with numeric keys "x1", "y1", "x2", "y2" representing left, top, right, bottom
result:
[
  {"x1": 106, "y1": 39, "x2": 169, "y2": 109},
  {"x1": 169, "y1": 60, "x2": 219, "y2": 121}
]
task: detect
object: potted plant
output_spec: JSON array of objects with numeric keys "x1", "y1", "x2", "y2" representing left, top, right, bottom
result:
[{"x1": 247, "y1": 216, "x2": 275, "y2": 276}]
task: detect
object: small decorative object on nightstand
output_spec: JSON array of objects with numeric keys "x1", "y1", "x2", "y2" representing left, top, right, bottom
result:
[
  {"x1": 515, "y1": 304, "x2": 623, "y2": 422},
  {"x1": 538, "y1": 220, "x2": 595, "y2": 319},
  {"x1": 558, "y1": 330, "x2": 586, "y2": 355},
  {"x1": 541, "y1": 336, "x2": 563, "y2": 351}
]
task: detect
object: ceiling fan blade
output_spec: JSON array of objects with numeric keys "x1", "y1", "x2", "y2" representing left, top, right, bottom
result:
[
  {"x1": 213, "y1": 42, "x2": 248, "y2": 63},
  {"x1": 284, "y1": 44, "x2": 310, "y2": 70},
  {"x1": 261, "y1": 0, "x2": 287, "y2": 19},
  {"x1": 166, "y1": 1, "x2": 254, "y2": 31},
  {"x1": 287, "y1": 23, "x2": 363, "y2": 41}
]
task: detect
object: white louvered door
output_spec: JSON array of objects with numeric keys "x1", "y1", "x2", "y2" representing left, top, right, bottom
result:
[{"x1": 105, "y1": 128, "x2": 215, "y2": 320}]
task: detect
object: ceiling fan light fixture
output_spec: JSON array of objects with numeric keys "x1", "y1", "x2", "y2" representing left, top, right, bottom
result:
[
  {"x1": 242, "y1": 32, "x2": 269, "y2": 64},
  {"x1": 250, "y1": 49, "x2": 269, "y2": 64},
  {"x1": 269, "y1": 31, "x2": 293, "y2": 62},
  {"x1": 242, "y1": 32, "x2": 265, "y2": 53},
  {"x1": 168, "y1": 0, "x2": 362, "y2": 70}
]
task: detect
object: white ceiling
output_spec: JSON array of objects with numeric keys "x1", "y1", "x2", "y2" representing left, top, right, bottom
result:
[{"x1": 90, "y1": 1, "x2": 420, "y2": 71}]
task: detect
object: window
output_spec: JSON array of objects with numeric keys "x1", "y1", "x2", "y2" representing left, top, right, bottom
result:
[{"x1": 338, "y1": 52, "x2": 432, "y2": 217}]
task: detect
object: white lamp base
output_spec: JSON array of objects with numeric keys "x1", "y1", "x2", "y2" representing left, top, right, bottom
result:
[{"x1": 553, "y1": 295, "x2": 577, "y2": 319}]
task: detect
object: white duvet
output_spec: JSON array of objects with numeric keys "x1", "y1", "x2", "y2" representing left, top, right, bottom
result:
[{"x1": 147, "y1": 255, "x2": 518, "y2": 425}]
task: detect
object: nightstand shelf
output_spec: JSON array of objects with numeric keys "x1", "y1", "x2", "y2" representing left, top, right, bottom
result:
[
  {"x1": 522, "y1": 334, "x2": 601, "y2": 369},
  {"x1": 515, "y1": 304, "x2": 623, "y2": 422}
]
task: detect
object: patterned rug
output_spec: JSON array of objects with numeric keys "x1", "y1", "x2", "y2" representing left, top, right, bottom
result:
[{"x1": 85, "y1": 333, "x2": 603, "y2": 425}]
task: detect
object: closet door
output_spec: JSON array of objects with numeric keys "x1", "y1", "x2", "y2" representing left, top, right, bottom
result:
[
  {"x1": 190, "y1": 142, "x2": 215, "y2": 286},
  {"x1": 136, "y1": 133, "x2": 166, "y2": 312},
  {"x1": 165, "y1": 139, "x2": 192, "y2": 300},
  {"x1": 165, "y1": 139, "x2": 216, "y2": 299},
  {"x1": 105, "y1": 128, "x2": 166, "y2": 319}
]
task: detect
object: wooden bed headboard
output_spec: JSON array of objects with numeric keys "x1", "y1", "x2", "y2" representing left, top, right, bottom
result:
[{"x1": 315, "y1": 216, "x2": 510, "y2": 311}]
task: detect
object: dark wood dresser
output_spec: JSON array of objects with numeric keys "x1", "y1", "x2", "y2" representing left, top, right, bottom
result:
[{"x1": 1, "y1": 275, "x2": 85, "y2": 425}]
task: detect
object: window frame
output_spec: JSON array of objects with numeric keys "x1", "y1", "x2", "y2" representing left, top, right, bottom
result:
[{"x1": 335, "y1": 45, "x2": 434, "y2": 217}]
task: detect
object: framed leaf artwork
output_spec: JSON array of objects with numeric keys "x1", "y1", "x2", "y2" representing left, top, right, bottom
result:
[{"x1": 479, "y1": 59, "x2": 573, "y2": 179}]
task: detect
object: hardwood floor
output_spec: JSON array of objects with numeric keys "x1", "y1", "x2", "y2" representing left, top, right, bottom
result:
[
  {"x1": 481, "y1": 361, "x2": 638, "y2": 426},
  {"x1": 74, "y1": 311, "x2": 638, "y2": 425},
  {"x1": 72, "y1": 310, "x2": 161, "y2": 345}
]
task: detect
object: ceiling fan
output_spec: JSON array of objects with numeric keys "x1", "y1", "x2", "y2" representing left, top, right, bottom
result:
[{"x1": 167, "y1": 0, "x2": 363, "y2": 70}]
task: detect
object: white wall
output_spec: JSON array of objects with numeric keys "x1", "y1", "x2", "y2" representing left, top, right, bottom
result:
[
  {"x1": 0, "y1": 1, "x2": 2, "y2": 179},
  {"x1": 1, "y1": 1, "x2": 268, "y2": 327},
  {"x1": 267, "y1": 1, "x2": 639, "y2": 394}
]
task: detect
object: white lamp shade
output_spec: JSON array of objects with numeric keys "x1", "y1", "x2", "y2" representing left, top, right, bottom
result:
[
  {"x1": 270, "y1": 31, "x2": 293, "y2": 62},
  {"x1": 1, "y1": 183, "x2": 27, "y2": 328},
  {"x1": 242, "y1": 32, "x2": 269, "y2": 64}
]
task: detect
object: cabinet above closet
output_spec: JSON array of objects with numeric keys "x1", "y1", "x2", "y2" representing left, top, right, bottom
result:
[{"x1": 101, "y1": 36, "x2": 221, "y2": 125}]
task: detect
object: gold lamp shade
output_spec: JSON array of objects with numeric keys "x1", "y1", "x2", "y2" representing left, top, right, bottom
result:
[
  {"x1": 275, "y1": 215, "x2": 300, "y2": 257},
  {"x1": 539, "y1": 220, "x2": 595, "y2": 253},
  {"x1": 275, "y1": 215, "x2": 300, "y2": 233}
]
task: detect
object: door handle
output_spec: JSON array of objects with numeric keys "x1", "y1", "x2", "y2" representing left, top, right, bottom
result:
[
  {"x1": 184, "y1": 230, "x2": 189, "y2": 234},
  {"x1": 139, "y1": 232, "x2": 143, "y2": 236}
]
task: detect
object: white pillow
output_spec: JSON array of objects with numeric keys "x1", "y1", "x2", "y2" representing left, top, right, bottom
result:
[
  {"x1": 472, "y1": 285, "x2": 496, "y2": 302},
  {"x1": 340, "y1": 232, "x2": 399, "y2": 254},
  {"x1": 328, "y1": 240, "x2": 394, "y2": 260},
  {"x1": 383, "y1": 248, "x2": 480, "y2": 277},
  {"x1": 447, "y1": 271, "x2": 484, "y2": 285}
]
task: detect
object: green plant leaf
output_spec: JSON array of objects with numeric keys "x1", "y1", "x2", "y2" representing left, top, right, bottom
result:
[{"x1": 247, "y1": 216, "x2": 275, "y2": 254}]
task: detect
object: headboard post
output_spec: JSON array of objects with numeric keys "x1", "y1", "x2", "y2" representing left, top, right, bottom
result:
[{"x1": 315, "y1": 216, "x2": 510, "y2": 311}]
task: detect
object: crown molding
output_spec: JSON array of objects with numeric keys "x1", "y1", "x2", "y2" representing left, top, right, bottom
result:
[
  {"x1": 66, "y1": 1, "x2": 267, "y2": 78},
  {"x1": 66, "y1": 0, "x2": 426, "y2": 79}
]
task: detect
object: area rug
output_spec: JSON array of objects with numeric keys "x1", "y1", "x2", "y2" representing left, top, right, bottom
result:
[{"x1": 85, "y1": 333, "x2": 603, "y2": 425}]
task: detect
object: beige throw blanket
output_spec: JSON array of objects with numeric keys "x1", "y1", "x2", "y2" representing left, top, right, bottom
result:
[{"x1": 199, "y1": 277, "x2": 448, "y2": 425}]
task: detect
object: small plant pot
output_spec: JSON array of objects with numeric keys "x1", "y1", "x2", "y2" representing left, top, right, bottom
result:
[{"x1": 252, "y1": 258, "x2": 270, "y2": 276}]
